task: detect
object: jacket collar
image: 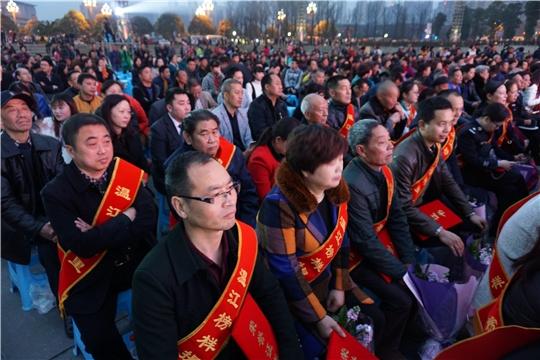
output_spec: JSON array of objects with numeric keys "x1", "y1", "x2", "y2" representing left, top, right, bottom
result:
[
  {"x1": 275, "y1": 161, "x2": 349, "y2": 215},
  {"x1": 412, "y1": 130, "x2": 437, "y2": 156},
  {"x1": 1, "y1": 132, "x2": 57, "y2": 158},
  {"x1": 64, "y1": 160, "x2": 113, "y2": 193},
  {"x1": 164, "y1": 220, "x2": 238, "y2": 287}
]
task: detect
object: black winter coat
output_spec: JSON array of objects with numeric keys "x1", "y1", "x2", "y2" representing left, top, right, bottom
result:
[
  {"x1": 343, "y1": 158, "x2": 415, "y2": 279},
  {"x1": 132, "y1": 221, "x2": 303, "y2": 360},
  {"x1": 1, "y1": 132, "x2": 64, "y2": 264},
  {"x1": 41, "y1": 161, "x2": 156, "y2": 315},
  {"x1": 247, "y1": 94, "x2": 288, "y2": 141}
]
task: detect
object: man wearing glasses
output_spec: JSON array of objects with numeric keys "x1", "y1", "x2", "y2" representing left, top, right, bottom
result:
[
  {"x1": 132, "y1": 151, "x2": 302, "y2": 359},
  {"x1": 165, "y1": 109, "x2": 258, "y2": 227}
]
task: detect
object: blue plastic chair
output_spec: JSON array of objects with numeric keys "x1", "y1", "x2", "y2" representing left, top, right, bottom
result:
[
  {"x1": 72, "y1": 289, "x2": 136, "y2": 359},
  {"x1": 7, "y1": 250, "x2": 50, "y2": 311}
]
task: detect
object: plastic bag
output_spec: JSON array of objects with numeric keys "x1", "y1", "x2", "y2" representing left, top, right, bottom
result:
[{"x1": 29, "y1": 282, "x2": 56, "y2": 314}]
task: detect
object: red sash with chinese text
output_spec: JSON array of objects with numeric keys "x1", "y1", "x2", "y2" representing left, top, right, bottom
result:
[
  {"x1": 57, "y1": 158, "x2": 144, "y2": 315},
  {"x1": 405, "y1": 104, "x2": 416, "y2": 128},
  {"x1": 348, "y1": 166, "x2": 397, "y2": 283},
  {"x1": 441, "y1": 126, "x2": 456, "y2": 161},
  {"x1": 338, "y1": 104, "x2": 355, "y2": 138},
  {"x1": 177, "y1": 221, "x2": 278, "y2": 360},
  {"x1": 474, "y1": 271, "x2": 515, "y2": 334},
  {"x1": 297, "y1": 203, "x2": 348, "y2": 283},
  {"x1": 215, "y1": 137, "x2": 236, "y2": 170},
  {"x1": 411, "y1": 143, "x2": 441, "y2": 204},
  {"x1": 488, "y1": 191, "x2": 539, "y2": 298}
]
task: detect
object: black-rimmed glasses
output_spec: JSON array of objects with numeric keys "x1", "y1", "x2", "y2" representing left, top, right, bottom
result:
[{"x1": 177, "y1": 181, "x2": 241, "y2": 204}]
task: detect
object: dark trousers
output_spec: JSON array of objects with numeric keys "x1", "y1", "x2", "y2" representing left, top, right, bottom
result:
[
  {"x1": 36, "y1": 239, "x2": 60, "y2": 297},
  {"x1": 70, "y1": 264, "x2": 135, "y2": 360},
  {"x1": 465, "y1": 168, "x2": 528, "y2": 232},
  {"x1": 350, "y1": 263, "x2": 414, "y2": 357}
]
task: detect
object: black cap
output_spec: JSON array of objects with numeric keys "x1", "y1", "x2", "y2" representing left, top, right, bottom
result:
[
  {"x1": 432, "y1": 76, "x2": 449, "y2": 87},
  {"x1": 484, "y1": 80, "x2": 505, "y2": 95},
  {"x1": 1, "y1": 90, "x2": 36, "y2": 109}
]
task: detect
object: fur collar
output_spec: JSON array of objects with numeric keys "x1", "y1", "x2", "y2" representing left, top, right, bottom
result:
[{"x1": 275, "y1": 161, "x2": 350, "y2": 214}]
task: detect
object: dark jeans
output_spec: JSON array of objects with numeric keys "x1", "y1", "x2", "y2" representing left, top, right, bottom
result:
[
  {"x1": 70, "y1": 263, "x2": 135, "y2": 360},
  {"x1": 350, "y1": 263, "x2": 414, "y2": 357}
]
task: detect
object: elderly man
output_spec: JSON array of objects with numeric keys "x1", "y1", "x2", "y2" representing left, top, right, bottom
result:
[
  {"x1": 344, "y1": 119, "x2": 416, "y2": 360},
  {"x1": 300, "y1": 93, "x2": 328, "y2": 125},
  {"x1": 212, "y1": 79, "x2": 253, "y2": 152},
  {"x1": 2, "y1": 91, "x2": 64, "y2": 315},
  {"x1": 359, "y1": 80, "x2": 406, "y2": 140}
]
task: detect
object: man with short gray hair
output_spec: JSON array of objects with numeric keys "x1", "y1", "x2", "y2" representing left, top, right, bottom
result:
[
  {"x1": 344, "y1": 119, "x2": 416, "y2": 359},
  {"x1": 300, "y1": 93, "x2": 328, "y2": 126},
  {"x1": 212, "y1": 79, "x2": 253, "y2": 152}
]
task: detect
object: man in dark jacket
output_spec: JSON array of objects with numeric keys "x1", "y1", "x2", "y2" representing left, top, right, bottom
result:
[
  {"x1": 359, "y1": 80, "x2": 407, "y2": 140},
  {"x1": 1, "y1": 91, "x2": 64, "y2": 296},
  {"x1": 165, "y1": 110, "x2": 258, "y2": 227},
  {"x1": 344, "y1": 119, "x2": 416, "y2": 359},
  {"x1": 150, "y1": 88, "x2": 191, "y2": 196},
  {"x1": 133, "y1": 151, "x2": 302, "y2": 359},
  {"x1": 133, "y1": 65, "x2": 161, "y2": 115},
  {"x1": 327, "y1": 75, "x2": 360, "y2": 135},
  {"x1": 391, "y1": 97, "x2": 486, "y2": 256},
  {"x1": 41, "y1": 114, "x2": 156, "y2": 360},
  {"x1": 461, "y1": 64, "x2": 481, "y2": 115},
  {"x1": 248, "y1": 73, "x2": 288, "y2": 141}
]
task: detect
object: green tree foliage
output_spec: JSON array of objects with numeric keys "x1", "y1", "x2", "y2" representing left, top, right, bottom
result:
[
  {"x1": 188, "y1": 15, "x2": 215, "y2": 35},
  {"x1": 155, "y1": 13, "x2": 186, "y2": 40},
  {"x1": 130, "y1": 16, "x2": 153, "y2": 37},
  {"x1": 35, "y1": 21, "x2": 56, "y2": 37},
  {"x1": 54, "y1": 10, "x2": 90, "y2": 36},
  {"x1": 432, "y1": 12, "x2": 447, "y2": 38}
]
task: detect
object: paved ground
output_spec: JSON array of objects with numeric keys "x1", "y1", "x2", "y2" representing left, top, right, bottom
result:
[{"x1": 1, "y1": 260, "x2": 80, "y2": 360}]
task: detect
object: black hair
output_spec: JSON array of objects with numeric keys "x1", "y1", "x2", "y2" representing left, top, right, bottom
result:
[
  {"x1": 50, "y1": 93, "x2": 79, "y2": 138},
  {"x1": 100, "y1": 94, "x2": 133, "y2": 138},
  {"x1": 165, "y1": 151, "x2": 214, "y2": 200},
  {"x1": 326, "y1": 75, "x2": 349, "y2": 91},
  {"x1": 417, "y1": 96, "x2": 453, "y2": 124},
  {"x1": 254, "y1": 117, "x2": 300, "y2": 149},
  {"x1": 102, "y1": 79, "x2": 124, "y2": 94},
  {"x1": 77, "y1": 73, "x2": 97, "y2": 85},
  {"x1": 165, "y1": 87, "x2": 190, "y2": 106},
  {"x1": 182, "y1": 109, "x2": 220, "y2": 135},
  {"x1": 61, "y1": 113, "x2": 110, "y2": 148},
  {"x1": 261, "y1": 73, "x2": 278, "y2": 93},
  {"x1": 482, "y1": 102, "x2": 510, "y2": 124},
  {"x1": 438, "y1": 89, "x2": 462, "y2": 99},
  {"x1": 159, "y1": 65, "x2": 169, "y2": 74}
]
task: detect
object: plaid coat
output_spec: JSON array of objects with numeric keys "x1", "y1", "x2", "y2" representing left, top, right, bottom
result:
[{"x1": 257, "y1": 161, "x2": 351, "y2": 325}]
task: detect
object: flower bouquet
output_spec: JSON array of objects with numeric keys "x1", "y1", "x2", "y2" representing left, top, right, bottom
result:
[
  {"x1": 404, "y1": 241, "x2": 489, "y2": 360},
  {"x1": 332, "y1": 305, "x2": 375, "y2": 353}
]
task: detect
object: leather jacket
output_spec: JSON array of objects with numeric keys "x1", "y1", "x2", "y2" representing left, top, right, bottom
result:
[
  {"x1": 390, "y1": 131, "x2": 473, "y2": 237},
  {"x1": 1, "y1": 132, "x2": 64, "y2": 263}
]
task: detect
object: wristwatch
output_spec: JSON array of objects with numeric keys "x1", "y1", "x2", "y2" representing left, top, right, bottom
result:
[{"x1": 435, "y1": 226, "x2": 443, "y2": 237}]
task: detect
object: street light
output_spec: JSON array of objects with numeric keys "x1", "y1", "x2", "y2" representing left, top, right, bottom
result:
[
  {"x1": 101, "y1": 3, "x2": 113, "y2": 17},
  {"x1": 232, "y1": 30, "x2": 237, "y2": 37},
  {"x1": 83, "y1": 0, "x2": 97, "y2": 19},
  {"x1": 6, "y1": 0, "x2": 19, "y2": 23},
  {"x1": 306, "y1": 1, "x2": 317, "y2": 45},
  {"x1": 277, "y1": 8, "x2": 286, "y2": 44}
]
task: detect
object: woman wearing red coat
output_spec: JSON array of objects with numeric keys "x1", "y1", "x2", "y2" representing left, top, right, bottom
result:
[{"x1": 247, "y1": 117, "x2": 300, "y2": 201}]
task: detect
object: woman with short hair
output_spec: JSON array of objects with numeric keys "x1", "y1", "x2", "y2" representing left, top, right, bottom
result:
[{"x1": 257, "y1": 125, "x2": 384, "y2": 359}]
